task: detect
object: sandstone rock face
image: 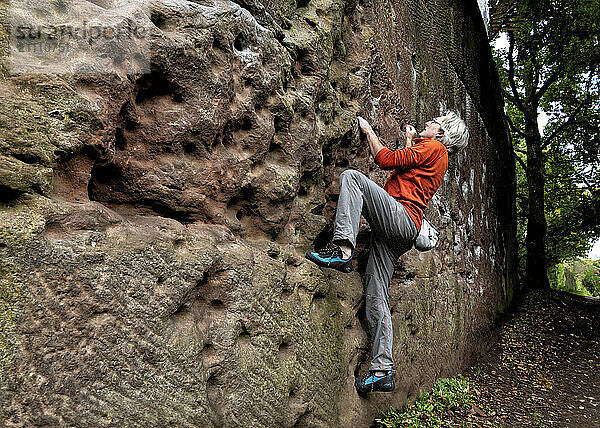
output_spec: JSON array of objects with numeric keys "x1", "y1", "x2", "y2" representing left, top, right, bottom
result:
[{"x1": 0, "y1": 0, "x2": 516, "y2": 426}]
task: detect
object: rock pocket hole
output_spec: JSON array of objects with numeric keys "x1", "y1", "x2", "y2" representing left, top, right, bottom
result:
[
  {"x1": 294, "y1": 49, "x2": 318, "y2": 76},
  {"x1": 233, "y1": 33, "x2": 249, "y2": 52},
  {"x1": 150, "y1": 11, "x2": 168, "y2": 29},
  {"x1": 298, "y1": 170, "x2": 315, "y2": 197},
  {"x1": 268, "y1": 139, "x2": 284, "y2": 153},
  {"x1": 202, "y1": 343, "x2": 220, "y2": 368},
  {"x1": 183, "y1": 141, "x2": 197, "y2": 154},
  {"x1": 312, "y1": 289, "x2": 327, "y2": 300},
  {"x1": 408, "y1": 323, "x2": 418, "y2": 335},
  {"x1": 226, "y1": 186, "x2": 258, "y2": 230},
  {"x1": 278, "y1": 340, "x2": 295, "y2": 361},
  {"x1": 212, "y1": 37, "x2": 230, "y2": 52},
  {"x1": 0, "y1": 186, "x2": 22, "y2": 203},
  {"x1": 321, "y1": 146, "x2": 335, "y2": 168},
  {"x1": 119, "y1": 101, "x2": 138, "y2": 131},
  {"x1": 310, "y1": 203, "x2": 324, "y2": 215},
  {"x1": 267, "y1": 247, "x2": 280, "y2": 259},
  {"x1": 145, "y1": 201, "x2": 192, "y2": 224},
  {"x1": 135, "y1": 71, "x2": 183, "y2": 104},
  {"x1": 88, "y1": 163, "x2": 121, "y2": 196},
  {"x1": 172, "y1": 302, "x2": 191, "y2": 317},
  {"x1": 304, "y1": 17, "x2": 317, "y2": 27},
  {"x1": 115, "y1": 128, "x2": 126, "y2": 150},
  {"x1": 340, "y1": 130, "x2": 353, "y2": 148},
  {"x1": 196, "y1": 271, "x2": 210, "y2": 288},
  {"x1": 296, "y1": 0, "x2": 310, "y2": 7},
  {"x1": 274, "y1": 116, "x2": 288, "y2": 133},
  {"x1": 238, "y1": 323, "x2": 251, "y2": 348},
  {"x1": 210, "y1": 299, "x2": 225, "y2": 309},
  {"x1": 237, "y1": 116, "x2": 253, "y2": 131},
  {"x1": 12, "y1": 152, "x2": 44, "y2": 165}
]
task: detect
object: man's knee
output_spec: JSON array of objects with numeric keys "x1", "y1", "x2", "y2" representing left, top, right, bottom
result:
[{"x1": 340, "y1": 169, "x2": 365, "y2": 183}]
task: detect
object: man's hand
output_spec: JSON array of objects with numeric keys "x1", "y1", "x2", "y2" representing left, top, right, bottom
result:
[
  {"x1": 405, "y1": 125, "x2": 417, "y2": 147},
  {"x1": 357, "y1": 116, "x2": 373, "y2": 134},
  {"x1": 357, "y1": 115, "x2": 384, "y2": 159}
]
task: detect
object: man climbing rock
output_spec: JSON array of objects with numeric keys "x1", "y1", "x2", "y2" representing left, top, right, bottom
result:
[{"x1": 305, "y1": 112, "x2": 469, "y2": 395}]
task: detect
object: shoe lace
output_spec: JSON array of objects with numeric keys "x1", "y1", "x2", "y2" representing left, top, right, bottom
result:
[
  {"x1": 360, "y1": 372, "x2": 373, "y2": 383},
  {"x1": 317, "y1": 244, "x2": 342, "y2": 258},
  {"x1": 360, "y1": 370, "x2": 390, "y2": 383}
]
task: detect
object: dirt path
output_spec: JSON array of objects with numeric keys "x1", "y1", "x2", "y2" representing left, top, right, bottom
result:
[{"x1": 464, "y1": 289, "x2": 600, "y2": 427}]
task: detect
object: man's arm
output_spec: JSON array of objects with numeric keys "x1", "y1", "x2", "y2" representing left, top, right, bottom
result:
[
  {"x1": 357, "y1": 116, "x2": 384, "y2": 158},
  {"x1": 357, "y1": 116, "x2": 429, "y2": 170}
]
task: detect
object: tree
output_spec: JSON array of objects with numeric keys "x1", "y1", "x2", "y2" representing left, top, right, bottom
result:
[
  {"x1": 491, "y1": 0, "x2": 600, "y2": 290},
  {"x1": 582, "y1": 268, "x2": 600, "y2": 296}
]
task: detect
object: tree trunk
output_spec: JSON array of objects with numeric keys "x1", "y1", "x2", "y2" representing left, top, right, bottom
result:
[{"x1": 524, "y1": 120, "x2": 550, "y2": 290}]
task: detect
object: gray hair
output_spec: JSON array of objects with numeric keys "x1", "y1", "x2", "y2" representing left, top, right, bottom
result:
[{"x1": 439, "y1": 111, "x2": 469, "y2": 154}]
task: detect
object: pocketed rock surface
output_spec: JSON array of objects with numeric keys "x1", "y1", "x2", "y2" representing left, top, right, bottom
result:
[{"x1": 0, "y1": 0, "x2": 516, "y2": 426}]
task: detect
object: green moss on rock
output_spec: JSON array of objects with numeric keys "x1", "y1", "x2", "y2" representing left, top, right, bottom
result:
[{"x1": 0, "y1": 204, "x2": 43, "y2": 384}]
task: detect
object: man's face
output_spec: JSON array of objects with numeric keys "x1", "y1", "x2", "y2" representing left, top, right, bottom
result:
[{"x1": 419, "y1": 116, "x2": 446, "y2": 139}]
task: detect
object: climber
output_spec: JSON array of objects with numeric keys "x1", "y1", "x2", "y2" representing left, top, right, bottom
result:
[{"x1": 305, "y1": 112, "x2": 469, "y2": 395}]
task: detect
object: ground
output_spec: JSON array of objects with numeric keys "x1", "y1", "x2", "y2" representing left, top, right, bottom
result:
[
  {"x1": 376, "y1": 288, "x2": 600, "y2": 427},
  {"x1": 463, "y1": 288, "x2": 600, "y2": 427}
]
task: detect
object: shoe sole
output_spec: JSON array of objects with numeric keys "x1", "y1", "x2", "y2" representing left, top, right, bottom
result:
[
  {"x1": 355, "y1": 379, "x2": 395, "y2": 395},
  {"x1": 305, "y1": 252, "x2": 353, "y2": 273}
]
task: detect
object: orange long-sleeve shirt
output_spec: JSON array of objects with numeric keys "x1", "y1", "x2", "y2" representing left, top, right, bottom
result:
[{"x1": 374, "y1": 138, "x2": 448, "y2": 230}]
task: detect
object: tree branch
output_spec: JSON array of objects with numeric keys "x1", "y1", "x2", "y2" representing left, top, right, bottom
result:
[
  {"x1": 546, "y1": 151, "x2": 597, "y2": 190},
  {"x1": 506, "y1": 114, "x2": 527, "y2": 138},
  {"x1": 542, "y1": 65, "x2": 596, "y2": 148},
  {"x1": 514, "y1": 151, "x2": 527, "y2": 170},
  {"x1": 534, "y1": 69, "x2": 561, "y2": 103},
  {"x1": 503, "y1": 88, "x2": 516, "y2": 104},
  {"x1": 507, "y1": 31, "x2": 535, "y2": 123},
  {"x1": 575, "y1": 170, "x2": 594, "y2": 190},
  {"x1": 542, "y1": 86, "x2": 593, "y2": 149},
  {"x1": 505, "y1": 114, "x2": 528, "y2": 170}
]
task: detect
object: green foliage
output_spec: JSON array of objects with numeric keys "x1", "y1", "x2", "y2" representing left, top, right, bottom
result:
[
  {"x1": 544, "y1": 151, "x2": 600, "y2": 267},
  {"x1": 491, "y1": 0, "x2": 600, "y2": 285},
  {"x1": 376, "y1": 376, "x2": 496, "y2": 428},
  {"x1": 582, "y1": 267, "x2": 600, "y2": 296},
  {"x1": 548, "y1": 259, "x2": 600, "y2": 296}
]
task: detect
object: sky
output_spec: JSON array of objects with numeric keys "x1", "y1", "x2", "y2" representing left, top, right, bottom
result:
[{"x1": 587, "y1": 239, "x2": 600, "y2": 261}]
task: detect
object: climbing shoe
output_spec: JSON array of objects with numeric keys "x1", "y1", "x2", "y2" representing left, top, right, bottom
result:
[
  {"x1": 305, "y1": 244, "x2": 353, "y2": 273},
  {"x1": 355, "y1": 369, "x2": 395, "y2": 395}
]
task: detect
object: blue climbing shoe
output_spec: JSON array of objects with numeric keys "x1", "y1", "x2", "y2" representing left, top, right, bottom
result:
[
  {"x1": 355, "y1": 369, "x2": 395, "y2": 395},
  {"x1": 305, "y1": 244, "x2": 353, "y2": 273}
]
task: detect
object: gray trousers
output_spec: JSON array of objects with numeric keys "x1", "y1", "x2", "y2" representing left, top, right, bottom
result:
[{"x1": 332, "y1": 170, "x2": 418, "y2": 371}]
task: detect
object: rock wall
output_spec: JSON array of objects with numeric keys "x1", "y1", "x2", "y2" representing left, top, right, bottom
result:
[{"x1": 0, "y1": 0, "x2": 517, "y2": 426}]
